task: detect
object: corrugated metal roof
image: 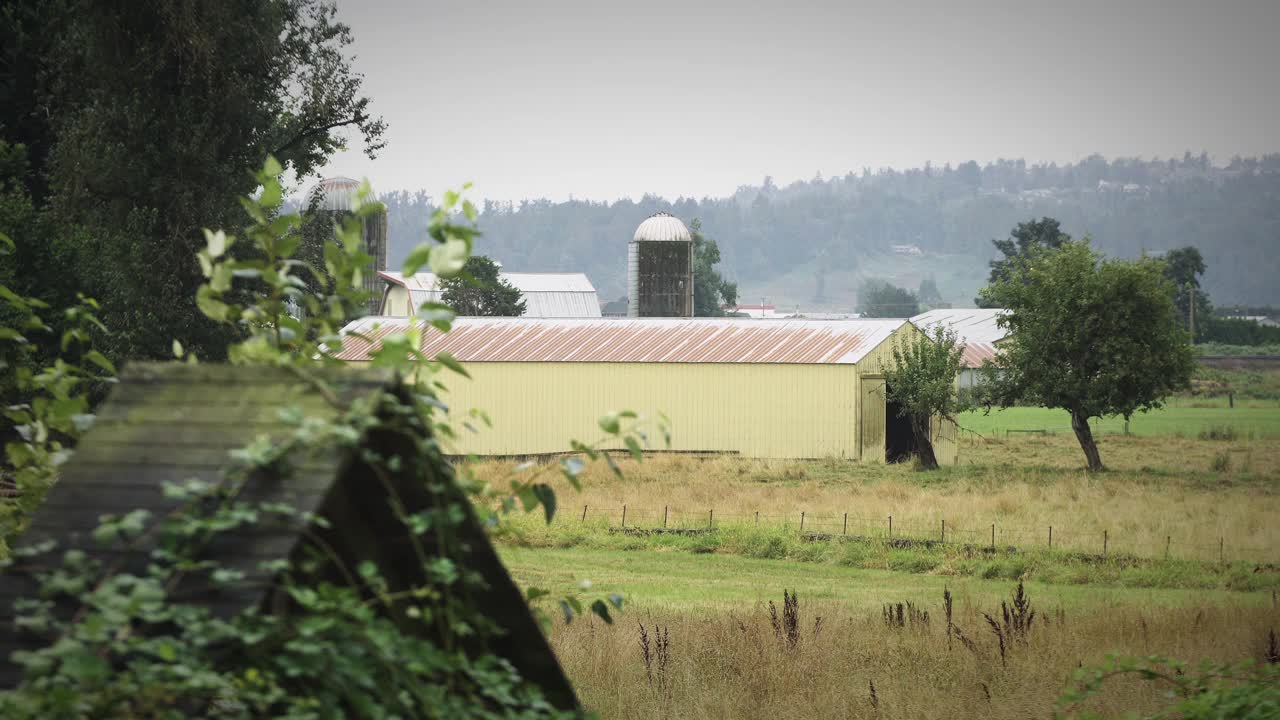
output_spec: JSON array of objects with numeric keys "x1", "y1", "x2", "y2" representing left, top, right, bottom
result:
[
  {"x1": 632, "y1": 212, "x2": 691, "y2": 242},
  {"x1": 379, "y1": 271, "x2": 602, "y2": 318},
  {"x1": 334, "y1": 317, "x2": 909, "y2": 365},
  {"x1": 911, "y1": 308, "x2": 1007, "y2": 367}
]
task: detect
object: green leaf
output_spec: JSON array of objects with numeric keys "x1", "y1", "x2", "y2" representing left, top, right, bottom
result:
[
  {"x1": 402, "y1": 244, "x2": 433, "y2": 276},
  {"x1": 435, "y1": 351, "x2": 470, "y2": 378},
  {"x1": 263, "y1": 155, "x2": 283, "y2": 177},
  {"x1": 0, "y1": 231, "x2": 14, "y2": 255},
  {"x1": 203, "y1": 229, "x2": 231, "y2": 259},
  {"x1": 597, "y1": 412, "x2": 620, "y2": 435},
  {"x1": 429, "y1": 238, "x2": 470, "y2": 277},
  {"x1": 624, "y1": 435, "x2": 643, "y2": 461},
  {"x1": 590, "y1": 599, "x2": 614, "y2": 624},
  {"x1": 526, "y1": 587, "x2": 550, "y2": 602},
  {"x1": 171, "y1": 339, "x2": 184, "y2": 358},
  {"x1": 196, "y1": 286, "x2": 229, "y2": 321},
  {"x1": 85, "y1": 350, "x2": 116, "y2": 375},
  {"x1": 531, "y1": 483, "x2": 556, "y2": 524}
]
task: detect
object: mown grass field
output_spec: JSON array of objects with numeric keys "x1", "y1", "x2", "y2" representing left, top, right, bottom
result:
[
  {"x1": 956, "y1": 401, "x2": 1280, "y2": 438},
  {"x1": 475, "y1": 426, "x2": 1280, "y2": 718}
]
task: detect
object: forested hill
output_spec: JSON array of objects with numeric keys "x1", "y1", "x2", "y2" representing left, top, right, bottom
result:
[{"x1": 377, "y1": 154, "x2": 1280, "y2": 310}]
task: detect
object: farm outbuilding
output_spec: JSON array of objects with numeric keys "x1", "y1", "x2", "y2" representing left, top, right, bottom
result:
[
  {"x1": 334, "y1": 317, "x2": 958, "y2": 462},
  {"x1": 911, "y1": 308, "x2": 1007, "y2": 391},
  {"x1": 0, "y1": 363, "x2": 578, "y2": 709},
  {"x1": 378, "y1": 270, "x2": 602, "y2": 318}
]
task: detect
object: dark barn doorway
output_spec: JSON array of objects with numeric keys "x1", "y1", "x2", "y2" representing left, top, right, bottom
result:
[{"x1": 884, "y1": 383, "x2": 918, "y2": 463}]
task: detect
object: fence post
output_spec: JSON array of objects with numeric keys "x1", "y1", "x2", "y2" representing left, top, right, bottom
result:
[
  {"x1": 582, "y1": 505, "x2": 588, "y2": 523},
  {"x1": 709, "y1": 509, "x2": 714, "y2": 529},
  {"x1": 941, "y1": 518, "x2": 945, "y2": 543},
  {"x1": 1048, "y1": 526, "x2": 1052, "y2": 549},
  {"x1": 663, "y1": 505, "x2": 668, "y2": 529},
  {"x1": 843, "y1": 513, "x2": 848, "y2": 536},
  {"x1": 1165, "y1": 535, "x2": 1171, "y2": 561},
  {"x1": 800, "y1": 511, "x2": 805, "y2": 532},
  {"x1": 1103, "y1": 529, "x2": 1108, "y2": 558},
  {"x1": 1219, "y1": 537, "x2": 1224, "y2": 564},
  {"x1": 621, "y1": 504, "x2": 626, "y2": 528},
  {"x1": 888, "y1": 515, "x2": 893, "y2": 539},
  {"x1": 755, "y1": 511, "x2": 759, "y2": 527},
  {"x1": 990, "y1": 524, "x2": 995, "y2": 550}
]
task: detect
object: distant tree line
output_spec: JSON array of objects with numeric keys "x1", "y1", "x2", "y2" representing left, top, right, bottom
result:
[{"x1": 376, "y1": 153, "x2": 1280, "y2": 310}]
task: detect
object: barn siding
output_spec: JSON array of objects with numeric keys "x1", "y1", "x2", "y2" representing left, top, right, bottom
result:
[{"x1": 435, "y1": 362, "x2": 861, "y2": 459}]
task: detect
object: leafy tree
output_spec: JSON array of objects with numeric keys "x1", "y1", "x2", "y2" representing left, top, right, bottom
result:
[
  {"x1": 976, "y1": 217, "x2": 1072, "y2": 307},
  {"x1": 858, "y1": 279, "x2": 920, "y2": 317},
  {"x1": 884, "y1": 325, "x2": 966, "y2": 470},
  {"x1": 690, "y1": 219, "x2": 737, "y2": 316},
  {"x1": 440, "y1": 255, "x2": 526, "y2": 316},
  {"x1": 979, "y1": 240, "x2": 1194, "y2": 471},
  {"x1": 2, "y1": 162, "x2": 652, "y2": 715},
  {"x1": 917, "y1": 276, "x2": 944, "y2": 308},
  {"x1": 1, "y1": 0, "x2": 385, "y2": 363},
  {"x1": 1162, "y1": 246, "x2": 1212, "y2": 337}
]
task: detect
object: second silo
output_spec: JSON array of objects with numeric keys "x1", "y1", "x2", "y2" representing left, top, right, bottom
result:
[
  {"x1": 628, "y1": 212, "x2": 694, "y2": 317},
  {"x1": 307, "y1": 176, "x2": 388, "y2": 316}
]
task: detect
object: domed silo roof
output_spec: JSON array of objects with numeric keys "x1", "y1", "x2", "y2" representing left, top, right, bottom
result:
[
  {"x1": 307, "y1": 176, "x2": 377, "y2": 213},
  {"x1": 633, "y1": 212, "x2": 691, "y2": 242}
]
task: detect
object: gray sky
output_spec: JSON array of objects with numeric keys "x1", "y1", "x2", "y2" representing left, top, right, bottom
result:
[{"x1": 316, "y1": 0, "x2": 1280, "y2": 202}]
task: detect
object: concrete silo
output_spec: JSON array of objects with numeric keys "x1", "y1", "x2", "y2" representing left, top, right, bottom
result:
[
  {"x1": 628, "y1": 212, "x2": 694, "y2": 317},
  {"x1": 307, "y1": 177, "x2": 388, "y2": 316}
]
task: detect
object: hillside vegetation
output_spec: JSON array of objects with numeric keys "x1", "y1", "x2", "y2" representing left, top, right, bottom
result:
[{"x1": 379, "y1": 154, "x2": 1280, "y2": 308}]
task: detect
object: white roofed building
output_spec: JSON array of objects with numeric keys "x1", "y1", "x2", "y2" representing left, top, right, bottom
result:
[
  {"x1": 379, "y1": 271, "x2": 602, "y2": 318},
  {"x1": 910, "y1": 308, "x2": 1007, "y2": 390}
]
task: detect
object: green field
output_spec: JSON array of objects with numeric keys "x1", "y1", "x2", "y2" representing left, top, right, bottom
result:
[
  {"x1": 500, "y1": 546, "x2": 1271, "y2": 612},
  {"x1": 957, "y1": 403, "x2": 1280, "y2": 438}
]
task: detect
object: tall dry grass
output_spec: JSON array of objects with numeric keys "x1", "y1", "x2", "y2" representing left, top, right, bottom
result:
[
  {"x1": 550, "y1": 587, "x2": 1280, "y2": 720},
  {"x1": 468, "y1": 435, "x2": 1280, "y2": 561}
]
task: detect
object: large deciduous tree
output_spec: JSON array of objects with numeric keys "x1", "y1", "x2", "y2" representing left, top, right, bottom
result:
[
  {"x1": 884, "y1": 325, "x2": 966, "y2": 470},
  {"x1": 1, "y1": 0, "x2": 385, "y2": 362},
  {"x1": 440, "y1": 256, "x2": 526, "y2": 316},
  {"x1": 690, "y1": 219, "x2": 737, "y2": 316},
  {"x1": 979, "y1": 240, "x2": 1194, "y2": 471},
  {"x1": 976, "y1": 217, "x2": 1071, "y2": 307}
]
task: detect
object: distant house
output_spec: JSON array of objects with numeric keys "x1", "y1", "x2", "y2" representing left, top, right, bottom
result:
[
  {"x1": 727, "y1": 303, "x2": 787, "y2": 319},
  {"x1": 379, "y1": 270, "x2": 602, "y2": 318},
  {"x1": 911, "y1": 308, "x2": 1007, "y2": 390},
  {"x1": 891, "y1": 244, "x2": 923, "y2": 256}
]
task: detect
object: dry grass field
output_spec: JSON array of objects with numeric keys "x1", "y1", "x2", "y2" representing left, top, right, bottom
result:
[
  {"x1": 472, "y1": 433, "x2": 1280, "y2": 565},
  {"x1": 546, "y1": 590, "x2": 1278, "y2": 720},
  {"x1": 473, "y1": 430, "x2": 1280, "y2": 717}
]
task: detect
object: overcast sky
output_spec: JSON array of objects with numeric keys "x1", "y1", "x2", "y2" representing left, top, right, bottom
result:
[{"x1": 314, "y1": 0, "x2": 1280, "y2": 202}]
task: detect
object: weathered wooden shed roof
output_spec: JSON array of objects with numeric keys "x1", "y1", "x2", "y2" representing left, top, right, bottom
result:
[{"x1": 0, "y1": 363, "x2": 576, "y2": 708}]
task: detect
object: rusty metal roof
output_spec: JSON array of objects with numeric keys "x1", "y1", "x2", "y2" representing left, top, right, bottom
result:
[{"x1": 334, "y1": 317, "x2": 910, "y2": 365}]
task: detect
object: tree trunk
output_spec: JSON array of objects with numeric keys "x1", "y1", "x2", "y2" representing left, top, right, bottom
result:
[
  {"x1": 1070, "y1": 411, "x2": 1104, "y2": 472},
  {"x1": 912, "y1": 414, "x2": 939, "y2": 470}
]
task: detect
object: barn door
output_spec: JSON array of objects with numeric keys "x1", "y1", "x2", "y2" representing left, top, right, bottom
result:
[{"x1": 860, "y1": 375, "x2": 885, "y2": 463}]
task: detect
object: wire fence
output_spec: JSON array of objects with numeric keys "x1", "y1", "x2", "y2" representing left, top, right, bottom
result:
[{"x1": 570, "y1": 504, "x2": 1278, "y2": 565}]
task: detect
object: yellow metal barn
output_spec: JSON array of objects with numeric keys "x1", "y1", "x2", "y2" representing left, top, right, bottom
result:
[{"x1": 335, "y1": 317, "x2": 958, "y2": 462}]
